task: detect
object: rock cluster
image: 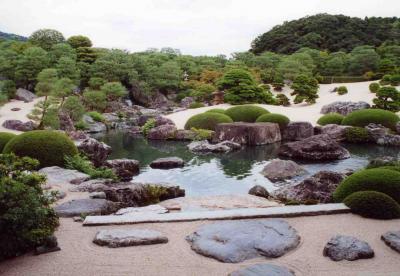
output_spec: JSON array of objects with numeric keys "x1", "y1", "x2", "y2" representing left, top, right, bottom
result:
[
  {"x1": 188, "y1": 140, "x2": 241, "y2": 153},
  {"x1": 2, "y1": 119, "x2": 35, "y2": 131},
  {"x1": 76, "y1": 138, "x2": 112, "y2": 166},
  {"x1": 320, "y1": 101, "x2": 370, "y2": 116}
]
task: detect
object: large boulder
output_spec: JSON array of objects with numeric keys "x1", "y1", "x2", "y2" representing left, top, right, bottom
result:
[
  {"x1": 39, "y1": 166, "x2": 90, "y2": 186},
  {"x1": 282, "y1": 121, "x2": 314, "y2": 141},
  {"x1": 69, "y1": 179, "x2": 112, "y2": 193},
  {"x1": 2, "y1": 120, "x2": 35, "y2": 131},
  {"x1": 318, "y1": 124, "x2": 351, "y2": 141},
  {"x1": 279, "y1": 134, "x2": 350, "y2": 161},
  {"x1": 81, "y1": 115, "x2": 107, "y2": 133},
  {"x1": 273, "y1": 171, "x2": 345, "y2": 203},
  {"x1": 147, "y1": 124, "x2": 177, "y2": 140},
  {"x1": 55, "y1": 199, "x2": 121, "y2": 217},
  {"x1": 323, "y1": 235, "x2": 374, "y2": 261},
  {"x1": 260, "y1": 159, "x2": 306, "y2": 182},
  {"x1": 104, "y1": 159, "x2": 140, "y2": 181},
  {"x1": 229, "y1": 264, "x2": 295, "y2": 276},
  {"x1": 186, "y1": 219, "x2": 300, "y2": 263},
  {"x1": 76, "y1": 138, "x2": 112, "y2": 166},
  {"x1": 15, "y1": 88, "x2": 36, "y2": 102},
  {"x1": 150, "y1": 157, "x2": 184, "y2": 169},
  {"x1": 213, "y1": 122, "x2": 281, "y2": 145},
  {"x1": 180, "y1": 97, "x2": 195, "y2": 108},
  {"x1": 174, "y1": 129, "x2": 198, "y2": 141},
  {"x1": 320, "y1": 101, "x2": 370, "y2": 116},
  {"x1": 93, "y1": 229, "x2": 168, "y2": 248},
  {"x1": 58, "y1": 111, "x2": 75, "y2": 132},
  {"x1": 188, "y1": 140, "x2": 241, "y2": 154},
  {"x1": 381, "y1": 231, "x2": 400, "y2": 253},
  {"x1": 248, "y1": 185, "x2": 270, "y2": 199}
]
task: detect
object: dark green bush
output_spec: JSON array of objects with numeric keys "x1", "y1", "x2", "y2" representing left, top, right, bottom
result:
[
  {"x1": 390, "y1": 74, "x2": 400, "y2": 86},
  {"x1": 184, "y1": 112, "x2": 233, "y2": 131},
  {"x1": 343, "y1": 191, "x2": 400, "y2": 219},
  {"x1": 341, "y1": 109, "x2": 400, "y2": 130},
  {"x1": 3, "y1": 130, "x2": 78, "y2": 168},
  {"x1": 189, "y1": 102, "x2": 205, "y2": 109},
  {"x1": 380, "y1": 74, "x2": 392, "y2": 85},
  {"x1": 373, "y1": 86, "x2": 400, "y2": 112},
  {"x1": 0, "y1": 132, "x2": 17, "y2": 152},
  {"x1": 225, "y1": 105, "x2": 269, "y2": 122},
  {"x1": 317, "y1": 113, "x2": 344, "y2": 126},
  {"x1": 344, "y1": 127, "x2": 371, "y2": 143},
  {"x1": 205, "y1": 108, "x2": 226, "y2": 114},
  {"x1": 256, "y1": 113, "x2": 290, "y2": 130},
  {"x1": 276, "y1": 93, "x2": 290, "y2": 106},
  {"x1": 337, "y1": 86, "x2": 348, "y2": 95},
  {"x1": 369, "y1": 82, "x2": 380, "y2": 93},
  {"x1": 333, "y1": 168, "x2": 400, "y2": 203}
]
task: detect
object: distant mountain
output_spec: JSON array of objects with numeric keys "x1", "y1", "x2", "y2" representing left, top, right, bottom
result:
[
  {"x1": 251, "y1": 14, "x2": 400, "y2": 54},
  {"x1": 0, "y1": 31, "x2": 27, "y2": 41}
]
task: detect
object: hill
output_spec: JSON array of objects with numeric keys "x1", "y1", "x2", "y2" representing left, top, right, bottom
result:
[{"x1": 0, "y1": 31, "x2": 27, "y2": 41}]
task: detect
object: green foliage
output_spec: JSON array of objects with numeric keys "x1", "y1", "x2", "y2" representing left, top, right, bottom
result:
[
  {"x1": 380, "y1": 74, "x2": 392, "y2": 85},
  {"x1": 65, "y1": 154, "x2": 117, "y2": 180},
  {"x1": 373, "y1": 86, "x2": 400, "y2": 112},
  {"x1": 74, "y1": 120, "x2": 89, "y2": 130},
  {"x1": 344, "y1": 127, "x2": 371, "y2": 143},
  {"x1": 184, "y1": 112, "x2": 233, "y2": 131},
  {"x1": 53, "y1": 77, "x2": 76, "y2": 102},
  {"x1": 189, "y1": 102, "x2": 205, "y2": 109},
  {"x1": 3, "y1": 130, "x2": 78, "y2": 168},
  {"x1": 56, "y1": 57, "x2": 80, "y2": 83},
  {"x1": 256, "y1": 113, "x2": 290, "y2": 129},
  {"x1": 342, "y1": 109, "x2": 400, "y2": 130},
  {"x1": 369, "y1": 82, "x2": 380, "y2": 93},
  {"x1": 88, "y1": 77, "x2": 106, "y2": 90},
  {"x1": 0, "y1": 80, "x2": 16, "y2": 99},
  {"x1": 190, "y1": 128, "x2": 214, "y2": 140},
  {"x1": 28, "y1": 29, "x2": 65, "y2": 51},
  {"x1": 142, "y1": 118, "x2": 156, "y2": 136},
  {"x1": 189, "y1": 83, "x2": 215, "y2": 102},
  {"x1": 333, "y1": 168, "x2": 400, "y2": 203},
  {"x1": 225, "y1": 105, "x2": 269, "y2": 122},
  {"x1": 276, "y1": 93, "x2": 290, "y2": 106},
  {"x1": 87, "y1": 111, "x2": 105, "y2": 122},
  {"x1": 100, "y1": 81, "x2": 127, "y2": 101},
  {"x1": 15, "y1": 47, "x2": 50, "y2": 89},
  {"x1": 290, "y1": 74, "x2": 319, "y2": 104},
  {"x1": 317, "y1": 113, "x2": 344, "y2": 126},
  {"x1": 82, "y1": 90, "x2": 107, "y2": 111},
  {"x1": 390, "y1": 74, "x2": 400, "y2": 86},
  {"x1": 67, "y1": 35, "x2": 92, "y2": 49},
  {"x1": 343, "y1": 191, "x2": 400, "y2": 219},
  {"x1": 0, "y1": 153, "x2": 59, "y2": 260},
  {"x1": 0, "y1": 132, "x2": 17, "y2": 152},
  {"x1": 62, "y1": 96, "x2": 85, "y2": 122},
  {"x1": 205, "y1": 108, "x2": 225, "y2": 114},
  {"x1": 337, "y1": 86, "x2": 348, "y2": 95}
]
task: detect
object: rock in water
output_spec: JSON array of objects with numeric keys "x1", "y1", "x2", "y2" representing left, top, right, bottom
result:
[
  {"x1": 104, "y1": 159, "x2": 140, "y2": 181},
  {"x1": 187, "y1": 140, "x2": 241, "y2": 153},
  {"x1": 150, "y1": 157, "x2": 184, "y2": 169},
  {"x1": 323, "y1": 235, "x2": 374, "y2": 261},
  {"x1": 320, "y1": 101, "x2": 370, "y2": 116},
  {"x1": 248, "y1": 185, "x2": 270, "y2": 199},
  {"x1": 381, "y1": 231, "x2": 400, "y2": 253},
  {"x1": 279, "y1": 134, "x2": 350, "y2": 161},
  {"x1": 261, "y1": 159, "x2": 306, "y2": 182},
  {"x1": 229, "y1": 264, "x2": 295, "y2": 276},
  {"x1": 55, "y1": 199, "x2": 120, "y2": 217},
  {"x1": 147, "y1": 124, "x2": 177, "y2": 140},
  {"x1": 76, "y1": 138, "x2": 112, "y2": 166},
  {"x1": 93, "y1": 229, "x2": 168, "y2": 248},
  {"x1": 282, "y1": 121, "x2": 314, "y2": 141},
  {"x1": 15, "y1": 88, "x2": 36, "y2": 102},
  {"x1": 319, "y1": 124, "x2": 351, "y2": 141},
  {"x1": 186, "y1": 219, "x2": 300, "y2": 263}
]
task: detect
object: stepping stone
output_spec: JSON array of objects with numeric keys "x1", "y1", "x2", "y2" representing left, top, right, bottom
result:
[
  {"x1": 39, "y1": 166, "x2": 90, "y2": 186},
  {"x1": 115, "y1": 204, "x2": 169, "y2": 215},
  {"x1": 93, "y1": 229, "x2": 168, "y2": 248},
  {"x1": 150, "y1": 157, "x2": 184, "y2": 169},
  {"x1": 323, "y1": 235, "x2": 374, "y2": 261},
  {"x1": 55, "y1": 199, "x2": 120, "y2": 217},
  {"x1": 381, "y1": 231, "x2": 400, "y2": 253},
  {"x1": 229, "y1": 264, "x2": 295, "y2": 276},
  {"x1": 186, "y1": 219, "x2": 300, "y2": 263}
]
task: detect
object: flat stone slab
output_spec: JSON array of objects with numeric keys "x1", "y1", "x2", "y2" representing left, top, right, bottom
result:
[
  {"x1": 84, "y1": 203, "x2": 349, "y2": 226},
  {"x1": 115, "y1": 204, "x2": 169, "y2": 216},
  {"x1": 229, "y1": 264, "x2": 295, "y2": 276},
  {"x1": 93, "y1": 229, "x2": 168, "y2": 248},
  {"x1": 55, "y1": 199, "x2": 120, "y2": 217},
  {"x1": 323, "y1": 235, "x2": 374, "y2": 261},
  {"x1": 381, "y1": 231, "x2": 400, "y2": 253},
  {"x1": 39, "y1": 166, "x2": 90, "y2": 186},
  {"x1": 186, "y1": 219, "x2": 300, "y2": 263}
]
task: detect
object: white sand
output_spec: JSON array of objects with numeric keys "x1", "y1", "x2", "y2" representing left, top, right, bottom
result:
[{"x1": 166, "y1": 81, "x2": 378, "y2": 129}]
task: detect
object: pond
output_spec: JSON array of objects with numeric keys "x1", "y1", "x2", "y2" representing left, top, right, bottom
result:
[{"x1": 95, "y1": 131, "x2": 400, "y2": 197}]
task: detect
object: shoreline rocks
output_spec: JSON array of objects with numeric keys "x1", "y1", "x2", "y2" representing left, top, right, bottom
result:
[
  {"x1": 188, "y1": 140, "x2": 241, "y2": 154},
  {"x1": 150, "y1": 157, "x2": 184, "y2": 169},
  {"x1": 104, "y1": 159, "x2": 140, "y2": 181},
  {"x1": 321, "y1": 101, "x2": 370, "y2": 116},
  {"x1": 282, "y1": 121, "x2": 314, "y2": 141},
  {"x1": 261, "y1": 159, "x2": 306, "y2": 182},
  {"x1": 76, "y1": 138, "x2": 112, "y2": 166},
  {"x1": 248, "y1": 185, "x2": 270, "y2": 199}
]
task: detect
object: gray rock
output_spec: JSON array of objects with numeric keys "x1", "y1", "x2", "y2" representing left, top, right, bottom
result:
[
  {"x1": 213, "y1": 122, "x2": 281, "y2": 145},
  {"x1": 365, "y1": 123, "x2": 390, "y2": 142},
  {"x1": 11, "y1": 107, "x2": 20, "y2": 111},
  {"x1": 115, "y1": 204, "x2": 169, "y2": 215},
  {"x1": 34, "y1": 235, "x2": 60, "y2": 255},
  {"x1": 381, "y1": 231, "x2": 400, "y2": 253},
  {"x1": 76, "y1": 138, "x2": 112, "y2": 166},
  {"x1": 15, "y1": 88, "x2": 36, "y2": 102},
  {"x1": 320, "y1": 101, "x2": 370, "y2": 116},
  {"x1": 82, "y1": 115, "x2": 107, "y2": 133},
  {"x1": 68, "y1": 130, "x2": 90, "y2": 141},
  {"x1": 55, "y1": 199, "x2": 121, "y2": 217},
  {"x1": 180, "y1": 96, "x2": 195, "y2": 108},
  {"x1": 279, "y1": 134, "x2": 350, "y2": 161},
  {"x1": 319, "y1": 124, "x2": 351, "y2": 141},
  {"x1": 188, "y1": 140, "x2": 241, "y2": 154},
  {"x1": 396, "y1": 122, "x2": 400, "y2": 134},
  {"x1": 229, "y1": 264, "x2": 295, "y2": 276},
  {"x1": 147, "y1": 124, "x2": 177, "y2": 140},
  {"x1": 248, "y1": 185, "x2": 269, "y2": 199},
  {"x1": 261, "y1": 159, "x2": 306, "y2": 182},
  {"x1": 150, "y1": 157, "x2": 184, "y2": 169},
  {"x1": 93, "y1": 229, "x2": 168, "y2": 248},
  {"x1": 39, "y1": 166, "x2": 90, "y2": 186},
  {"x1": 2, "y1": 119, "x2": 35, "y2": 131},
  {"x1": 89, "y1": 191, "x2": 106, "y2": 199},
  {"x1": 58, "y1": 111, "x2": 75, "y2": 132},
  {"x1": 186, "y1": 219, "x2": 300, "y2": 263},
  {"x1": 367, "y1": 156, "x2": 398, "y2": 168},
  {"x1": 69, "y1": 179, "x2": 111, "y2": 192},
  {"x1": 104, "y1": 159, "x2": 140, "y2": 181},
  {"x1": 174, "y1": 129, "x2": 198, "y2": 141},
  {"x1": 282, "y1": 121, "x2": 314, "y2": 141},
  {"x1": 323, "y1": 235, "x2": 374, "y2": 261}
]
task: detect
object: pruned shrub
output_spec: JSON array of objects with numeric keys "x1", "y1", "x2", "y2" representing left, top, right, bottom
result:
[
  {"x1": 373, "y1": 86, "x2": 400, "y2": 112},
  {"x1": 380, "y1": 74, "x2": 392, "y2": 85},
  {"x1": 337, "y1": 86, "x2": 348, "y2": 95},
  {"x1": 0, "y1": 132, "x2": 17, "y2": 152},
  {"x1": 369, "y1": 82, "x2": 380, "y2": 93},
  {"x1": 341, "y1": 109, "x2": 399, "y2": 130},
  {"x1": 87, "y1": 111, "x2": 105, "y2": 122},
  {"x1": 184, "y1": 112, "x2": 233, "y2": 131},
  {"x1": 225, "y1": 105, "x2": 269, "y2": 123},
  {"x1": 344, "y1": 127, "x2": 371, "y2": 143},
  {"x1": 343, "y1": 191, "x2": 400, "y2": 219},
  {"x1": 3, "y1": 130, "x2": 78, "y2": 168},
  {"x1": 390, "y1": 74, "x2": 400, "y2": 86},
  {"x1": 256, "y1": 113, "x2": 290, "y2": 130},
  {"x1": 189, "y1": 102, "x2": 205, "y2": 109},
  {"x1": 317, "y1": 113, "x2": 344, "y2": 126},
  {"x1": 333, "y1": 168, "x2": 400, "y2": 203},
  {"x1": 205, "y1": 108, "x2": 225, "y2": 114},
  {"x1": 276, "y1": 94, "x2": 290, "y2": 106}
]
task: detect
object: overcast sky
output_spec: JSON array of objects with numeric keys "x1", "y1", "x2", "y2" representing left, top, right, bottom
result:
[{"x1": 0, "y1": 0, "x2": 399, "y2": 56}]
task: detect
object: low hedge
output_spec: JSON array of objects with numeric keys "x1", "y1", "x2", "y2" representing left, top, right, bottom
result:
[
  {"x1": 341, "y1": 109, "x2": 400, "y2": 130},
  {"x1": 344, "y1": 127, "x2": 371, "y2": 143},
  {"x1": 225, "y1": 105, "x2": 269, "y2": 122},
  {"x1": 184, "y1": 112, "x2": 233, "y2": 131},
  {"x1": 3, "y1": 130, "x2": 78, "y2": 168},
  {"x1": 0, "y1": 132, "x2": 17, "y2": 152},
  {"x1": 256, "y1": 113, "x2": 290, "y2": 130},
  {"x1": 333, "y1": 168, "x2": 400, "y2": 203},
  {"x1": 205, "y1": 108, "x2": 226, "y2": 114},
  {"x1": 317, "y1": 113, "x2": 344, "y2": 126},
  {"x1": 343, "y1": 191, "x2": 400, "y2": 219}
]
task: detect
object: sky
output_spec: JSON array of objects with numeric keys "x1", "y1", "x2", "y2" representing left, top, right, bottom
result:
[{"x1": 0, "y1": 0, "x2": 399, "y2": 56}]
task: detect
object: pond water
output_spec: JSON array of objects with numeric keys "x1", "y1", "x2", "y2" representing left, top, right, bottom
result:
[{"x1": 95, "y1": 131, "x2": 400, "y2": 197}]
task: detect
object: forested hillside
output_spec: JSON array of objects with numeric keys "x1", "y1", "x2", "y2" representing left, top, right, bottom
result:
[{"x1": 0, "y1": 31, "x2": 27, "y2": 42}]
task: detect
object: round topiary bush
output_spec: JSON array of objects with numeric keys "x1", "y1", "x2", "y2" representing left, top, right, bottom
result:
[
  {"x1": 184, "y1": 112, "x2": 233, "y2": 131},
  {"x1": 341, "y1": 109, "x2": 400, "y2": 130},
  {"x1": 205, "y1": 108, "x2": 226, "y2": 114},
  {"x1": 333, "y1": 168, "x2": 400, "y2": 203},
  {"x1": 224, "y1": 105, "x2": 269, "y2": 122},
  {"x1": 0, "y1": 132, "x2": 17, "y2": 152},
  {"x1": 317, "y1": 113, "x2": 344, "y2": 126},
  {"x1": 337, "y1": 86, "x2": 348, "y2": 95},
  {"x1": 256, "y1": 113, "x2": 290, "y2": 130},
  {"x1": 189, "y1": 102, "x2": 205, "y2": 109},
  {"x1": 3, "y1": 130, "x2": 78, "y2": 168},
  {"x1": 369, "y1": 82, "x2": 380, "y2": 93},
  {"x1": 343, "y1": 191, "x2": 400, "y2": 219},
  {"x1": 344, "y1": 127, "x2": 370, "y2": 143}
]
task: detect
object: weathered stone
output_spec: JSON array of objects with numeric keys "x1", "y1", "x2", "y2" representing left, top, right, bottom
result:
[
  {"x1": 214, "y1": 122, "x2": 281, "y2": 145},
  {"x1": 381, "y1": 231, "x2": 400, "y2": 253},
  {"x1": 68, "y1": 130, "x2": 90, "y2": 141},
  {"x1": 282, "y1": 121, "x2": 314, "y2": 141},
  {"x1": 76, "y1": 138, "x2": 112, "y2": 166},
  {"x1": 366, "y1": 123, "x2": 390, "y2": 142},
  {"x1": 186, "y1": 219, "x2": 300, "y2": 263},
  {"x1": 104, "y1": 159, "x2": 140, "y2": 181},
  {"x1": 115, "y1": 204, "x2": 169, "y2": 215},
  {"x1": 58, "y1": 111, "x2": 75, "y2": 132},
  {"x1": 55, "y1": 199, "x2": 121, "y2": 217},
  {"x1": 93, "y1": 229, "x2": 168, "y2": 248},
  {"x1": 11, "y1": 107, "x2": 20, "y2": 111},
  {"x1": 34, "y1": 235, "x2": 60, "y2": 255},
  {"x1": 150, "y1": 157, "x2": 184, "y2": 169},
  {"x1": 319, "y1": 124, "x2": 351, "y2": 141},
  {"x1": 279, "y1": 134, "x2": 350, "y2": 161},
  {"x1": 2, "y1": 119, "x2": 35, "y2": 131},
  {"x1": 180, "y1": 96, "x2": 195, "y2": 108},
  {"x1": 260, "y1": 159, "x2": 306, "y2": 182},
  {"x1": 367, "y1": 156, "x2": 398, "y2": 168},
  {"x1": 39, "y1": 166, "x2": 90, "y2": 185},
  {"x1": 321, "y1": 101, "x2": 370, "y2": 116},
  {"x1": 147, "y1": 124, "x2": 177, "y2": 140},
  {"x1": 89, "y1": 191, "x2": 106, "y2": 199},
  {"x1": 69, "y1": 179, "x2": 111, "y2": 192},
  {"x1": 248, "y1": 185, "x2": 270, "y2": 199},
  {"x1": 323, "y1": 235, "x2": 374, "y2": 261},
  {"x1": 396, "y1": 122, "x2": 400, "y2": 134},
  {"x1": 273, "y1": 171, "x2": 345, "y2": 203},
  {"x1": 229, "y1": 264, "x2": 295, "y2": 276},
  {"x1": 174, "y1": 129, "x2": 197, "y2": 140},
  {"x1": 15, "y1": 88, "x2": 36, "y2": 102},
  {"x1": 82, "y1": 115, "x2": 107, "y2": 133},
  {"x1": 188, "y1": 140, "x2": 241, "y2": 154}
]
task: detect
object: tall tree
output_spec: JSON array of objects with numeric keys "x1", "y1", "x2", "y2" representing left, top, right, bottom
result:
[{"x1": 28, "y1": 29, "x2": 65, "y2": 51}]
